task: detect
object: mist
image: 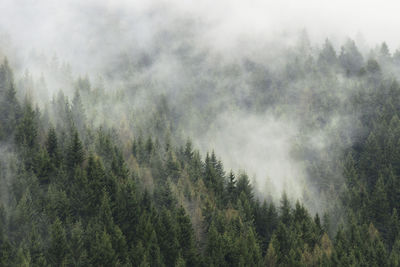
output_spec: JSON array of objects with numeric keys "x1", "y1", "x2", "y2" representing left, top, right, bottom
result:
[
  {"x1": 1, "y1": 0, "x2": 400, "y2": 213},
  {"x1": 4, "y1": 1, "x2": 400, "y2": 265},
  {"x1": 3, "y1": 0, "x2": 400, "y2": 71}
]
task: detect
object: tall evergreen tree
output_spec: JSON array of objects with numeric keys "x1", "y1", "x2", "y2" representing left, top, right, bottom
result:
[{"x1": 48, "y1": 218, "x2": 69, "y2": 266}]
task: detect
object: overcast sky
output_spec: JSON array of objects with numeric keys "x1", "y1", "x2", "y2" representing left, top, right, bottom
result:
[{"x1": 1, "y1": 0, "x2": 400, "y2": 52}]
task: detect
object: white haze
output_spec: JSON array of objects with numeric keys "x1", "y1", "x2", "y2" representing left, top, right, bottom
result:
[
  {"x1": 197, "y1": 112, "x2": 306, "y2": 200},
  {"x1": 1, "y1": 0, "x2": 400, "y2": 210},
  {"x1": 2, "y1": 0, "x2": 400, "y2": 72}
]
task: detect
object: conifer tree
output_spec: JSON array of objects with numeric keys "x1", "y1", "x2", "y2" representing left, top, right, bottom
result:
[
  {"x1": 67, "y1": 130, "x2": 84, "y2": 170},
  {"x1": 48, "y1": 218, "x2": 69, "y2": 266}
]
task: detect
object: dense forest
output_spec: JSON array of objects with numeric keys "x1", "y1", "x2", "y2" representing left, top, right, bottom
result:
[
  {"x1": 1, "y1": 34, "x2": 400, "y2": 266},
  {"x1": 1, "y1": 2, "x2": 400, "y2": 266}
]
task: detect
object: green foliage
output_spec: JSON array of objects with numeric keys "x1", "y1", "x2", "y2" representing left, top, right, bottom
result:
[
  {"x1": 2, "y1": 38, "x2": 400, "y2": 266},
  {"x1": 15, "y1": 100, "x2": 37, "y2": 149},
  {"x1": 48, "y1": 218, "x2": 69, "y2": 266},
  {"x1": 67, "y1": 130, "x2": 84, "y2": 170}
]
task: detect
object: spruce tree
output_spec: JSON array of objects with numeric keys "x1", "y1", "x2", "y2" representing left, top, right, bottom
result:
[{"x1": 48, "y1": 218, "x2": 69, "y2": 266}]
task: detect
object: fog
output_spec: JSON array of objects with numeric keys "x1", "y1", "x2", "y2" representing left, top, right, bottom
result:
[
  {"x1": 197, "y1": 112, "x2": 306, "y2": 199},
  {"x1": 2, "y1": 0, "x2": 400, "y2": 71},
  {"x1": 1, "y1": 0, "x2": 399, "y2": 211}
]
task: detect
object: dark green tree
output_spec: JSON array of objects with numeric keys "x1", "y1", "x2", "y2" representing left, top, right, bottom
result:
[{"x1": 48, "y1": 218, "x2": 69, "y2": 266}]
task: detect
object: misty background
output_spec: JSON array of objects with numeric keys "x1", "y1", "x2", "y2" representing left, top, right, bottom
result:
[{"x1": 1, "y1": 0, "x2": 400, "y2": 214}]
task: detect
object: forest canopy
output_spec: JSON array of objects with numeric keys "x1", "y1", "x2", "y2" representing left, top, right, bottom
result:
[{"x1": 1, "y1": 1, "x2": 400, "y2": 266}]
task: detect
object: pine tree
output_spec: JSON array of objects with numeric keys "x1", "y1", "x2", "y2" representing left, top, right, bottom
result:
[
  {"x1": 71, "y1": 89, "x2": 86, "y2": 132},
  {"x1": 132, "y1": 135, "x2": 144, "y2": 163},
  {"x1": 370, "y1": 175, "x2": 389, "y2": 232},
  {"x1": 0, "y1": 80, "x2": 21, "y2": 139},
  {"x1": 389, "y1": 208, "x2": 400, "y2": 247},
  {"x1": 380, "y1": 42, "x2": 390, "y2": 60},
  {"x1": 99, "y1": 190, "x2": 114, "y2": 232},
  {"x1": 70, "y1": 221, "x2": 88, "y2": 267},
  {"x1": 67, "y1": 129, "x2": 85, "y2": 170},
  {"x1": 226, "y1": 171, "x2": 237, "y2": 203},
  {"x1": 339, "y1": 39, "x2": 364, "y2": 76},
  {"x1": 48, "y1": 218, "x2": 69, "y2": 266},
  {"x1": 157, "y1": 209, "x2": 179, "y2": 266},
  {"x1": 166, "y1": 150, "x2": 181, "y2": 181},
  {"x1": 46, "y1": 126, "x2": 61, "y2": 166},
  {"x1": 90, "y1": 230, "x2": 117, "y2": 267},
  {"x1": 111, "y1": 147, "x2": 129, "y2": 179},
  {"x1": 236, "y1": 172, "x2": 253, "y2": 201},
  {"x1": 147, "y1": 230, "x2": 163, "y2": 266},
  {"x1": 144, "y1": 136, "x2": 154, "y2": 163},
  {"x1": 15, "y1": 100, "x2": 37, "y2": 149},
  {"x1": 69, "y1": 166, "x2": 90, "y2": 218},
  {"x1": 176, "y1": 206, "x2": 198, "y2": 265},
  {"x1": 266, "y1": 202, "x2": 279, "y2": 239},
  {"x1": 360, "y1": 132, "x2": 381, "y2": 189},
  {"x1": 206, "y1": 223, "x2": 225, "y2": 266},
  {"x1": 130, "y1": 241, "x2": 148, "y2": 266},
  {"x1": 318, "y1": 39, "x2": 338, "y2": 71},
  {"x1": 343, "y1": 152, "x2": 358, "y2": 188},
  {"x1": 86, "y1": 155, "x2": 106, "y2": 213},
  {"x1": 111, "y1": 225, "x2": 129, "y2": 265},
  {"x1": 184, "y1": 139, "x2": 193, "y2": 163},
  {"x1": 264, "y1": 240, "x2": 278, "y2": 267},
  {"x1": 0, "y1": 58, "x2": 13, "y2": 94},
  {"x1": 28, "y1": 227, "x2": 47, "y2": 267},
  {"x1": 390, "y1": 238, "x2": 400, "y2": 266},
  {"x1": 115, "y1": 181, "x2": 139, "y2": 244},
  {"x1": 280, "y1": 192, "x2": 292, "y2": 225}
]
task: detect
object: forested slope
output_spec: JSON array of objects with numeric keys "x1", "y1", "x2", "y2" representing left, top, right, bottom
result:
[{"x1": 1, "y1": 37, "x2": 400, "y2": 266}]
